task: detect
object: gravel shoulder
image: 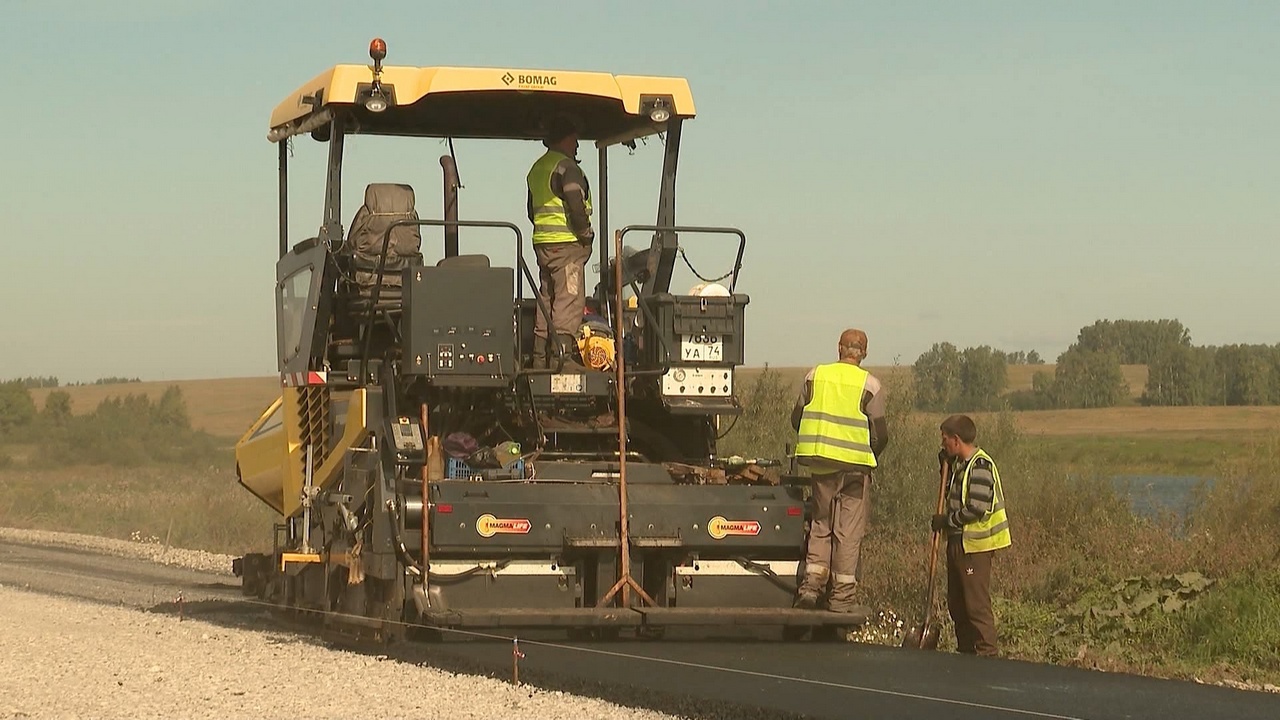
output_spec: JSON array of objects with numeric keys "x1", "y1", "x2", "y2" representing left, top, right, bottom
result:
[
  {"x1": 0, "y1": 527, "x2": 685, "y2": 720},
  {"x1": 0, "y1": 585, "x2": 684, "y2": 720},
  {"x1": 0, "y1": 526, "x2": 237, "y2": 576}
]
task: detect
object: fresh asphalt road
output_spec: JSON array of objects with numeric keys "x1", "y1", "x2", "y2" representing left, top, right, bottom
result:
[{"x1": 416, "y1": 634, "x2": 1278, "y2": 720}]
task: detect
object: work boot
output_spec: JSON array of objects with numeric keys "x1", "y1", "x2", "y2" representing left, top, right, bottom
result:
[
  {"x1": 794, "y1": 566, "x2": 828, "y2": 610},
  {"x1": 827, "y1": 581, "x2": 865, "y2": 614},
  {"x1": 793, "y1": 590, "x2": 819, "y2": 610},
  {"x1": 531, "y1": 335, "x2": 549, "y2": 369},
  {"x1": 554, "y1": 334, "x2": 586, "y2": 370}
]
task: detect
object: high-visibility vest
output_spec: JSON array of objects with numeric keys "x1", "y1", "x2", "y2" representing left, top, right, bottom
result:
[
  {"x1": 527, "y1": 150, "x2": 592, "y2": 244},
  {"x1": 957, "y1": 448, "x2": 1012, "y2": 553},
  {"x1": 794, "y1": 362, "x2": 877, "y2": 468}
]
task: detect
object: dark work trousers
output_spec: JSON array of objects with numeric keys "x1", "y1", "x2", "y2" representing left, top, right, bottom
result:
[
  {"x1": 946, "y1": 535, "x2": 998, "y2": 655},
  {"x1": 533, "y1": 240, "x2": 593, "y2": 361}
]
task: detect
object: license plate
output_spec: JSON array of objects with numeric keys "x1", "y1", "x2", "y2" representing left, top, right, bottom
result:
[
  {"x1": 681, "y1": 335, "x2": 723, "y2": 362},
  {"x1": 550, "y1": 373, "x2": 584, "y2": 394}
]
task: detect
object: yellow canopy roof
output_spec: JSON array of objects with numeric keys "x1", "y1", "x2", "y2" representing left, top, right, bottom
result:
[{"x1": 268, "y1": 64, "x2": 695, "y2": 146}]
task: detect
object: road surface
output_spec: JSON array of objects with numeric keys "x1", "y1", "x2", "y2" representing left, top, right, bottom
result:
[{"x1": 1, "y1": 536, "x2": 1274, "y2": 720}]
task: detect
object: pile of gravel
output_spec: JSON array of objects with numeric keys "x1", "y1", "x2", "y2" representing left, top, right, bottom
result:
[
  {"x1": 0, "y1": 585, "x2": 685, "y2": 720},
  {"x1": 0, "y1": 526, "x2": 236, "y2": 576}
]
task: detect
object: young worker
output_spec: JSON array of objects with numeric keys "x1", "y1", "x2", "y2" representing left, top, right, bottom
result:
[{"x1": 934, "y1": 414, "x2": 1012, "y2": 656}]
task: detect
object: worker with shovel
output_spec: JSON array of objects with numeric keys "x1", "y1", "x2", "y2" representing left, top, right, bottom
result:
[
  {"x1": 932, "y1": 414, "x2": 1012, "y2": 656},
  {"x1": 791, "y1": 329, "x2": 889, "y2": 613}
]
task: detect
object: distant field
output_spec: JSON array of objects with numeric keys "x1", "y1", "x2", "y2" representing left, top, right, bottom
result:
[
  {"x1": 31, "y1": 377, "x2": 281, "y2": 439},
  {"x1": 26, "y1": 363, "x2": 1275, "y2": 441},
  {"x1": 981, "y1": 405, "x2": 1280, "y2": 437},
  {"x1": 738, "y1": 364, "x2": 1149, "y2": 398}
]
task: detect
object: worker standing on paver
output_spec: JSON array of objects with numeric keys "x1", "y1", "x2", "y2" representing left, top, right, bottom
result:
[
  {"x1": 526, "y1": 112, "x2": 595, "y2": 368},
  {"x1": 933, "y1": 414, "x2": 1012, "y2": 656},
  {"x1": 791, "y1": 329, "x2": 889, "y2": 612}
]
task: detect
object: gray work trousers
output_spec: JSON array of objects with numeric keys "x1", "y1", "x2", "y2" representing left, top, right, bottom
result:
[
  {"x1": 799, "y1": 469, "x2": 870, "y2": 612},
  {"x1": 533, "y1": 240, "x2": 593, "y2": 344}
]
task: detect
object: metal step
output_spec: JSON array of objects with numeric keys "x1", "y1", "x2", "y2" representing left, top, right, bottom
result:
[
  {"x1": 418, "y1": 605, "x2": 869, "y2": 628},
  {"x1": 633, "y1": 606, "x2": 870, "y2": 627}
]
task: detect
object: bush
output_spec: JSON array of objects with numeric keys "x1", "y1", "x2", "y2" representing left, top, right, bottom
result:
[
  {"x1": 1005, "y1": 389, "x2": 1052, "y2": 411},
  {"x1": 33, "y1": 387, "x2": 226, "y2": 468},
  {"x1": 1180, "y1": 569, "x2": 1280, "y2": 671},
  {"x1": 0, "y1": 381, "x2": 37, "y2": 436},
  {"x1": 717, "y1": 365, "x2": 799, "y2": 462}
]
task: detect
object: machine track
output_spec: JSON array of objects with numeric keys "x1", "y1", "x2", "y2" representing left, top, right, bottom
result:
[{"x1": 2, "y1": 537, "x2": 1275, "y2": 720}]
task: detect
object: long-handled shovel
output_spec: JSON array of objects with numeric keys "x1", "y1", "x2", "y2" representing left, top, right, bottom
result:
[{"x1": 902, "y1": 459, "x2": 950, "y2": 650}]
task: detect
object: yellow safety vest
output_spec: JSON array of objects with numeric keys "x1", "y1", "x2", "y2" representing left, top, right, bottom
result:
[
  {"x1": 794, "y1": 362, "x2": 877, "y2": 469},
  {"x1": 527, "y1": 150, "x2": 592, "y2": 245},
  {"x1": 958, "y1": 448, "x2": 1012, "y2": 553}
]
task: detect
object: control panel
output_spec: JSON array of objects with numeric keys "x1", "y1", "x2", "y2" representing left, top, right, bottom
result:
[
  {"x1": 401, "y1": 265, "x2": 516, "y2": 383},
  {"x1": 390, "y1": 416, "x2": 425, "y2": 463},
  {"x1": 662, "y1": 367, "x2": 733, "y2": 397}
]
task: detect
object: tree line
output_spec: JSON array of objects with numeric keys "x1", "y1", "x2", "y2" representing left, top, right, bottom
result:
[
  {"x1": 3, "y1": 376, "x2": 144, "y2": 389},
  {"x1": 913, "y1": 319, "x2": 1280, "y2": 412},
  {"x1": 0, "y1": 381, "x2": 222, "y2": 467}
]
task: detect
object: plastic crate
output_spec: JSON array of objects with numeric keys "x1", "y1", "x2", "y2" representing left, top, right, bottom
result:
[{"x1": 447, "y1": 457, "x2": 525, "y2": 480}]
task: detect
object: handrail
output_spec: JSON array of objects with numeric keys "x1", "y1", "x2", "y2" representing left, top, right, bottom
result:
[
  {"x1": 615, "y1": 224, "x2": 748, "y2": 378},
  {"x1": 618, "y1": 224, "x2": 747, "y2": 293}
]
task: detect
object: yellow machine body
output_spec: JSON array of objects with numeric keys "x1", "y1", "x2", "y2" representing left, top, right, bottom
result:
[{"x1": 235, "y1": 387, "x2": 371, "y2": 517}]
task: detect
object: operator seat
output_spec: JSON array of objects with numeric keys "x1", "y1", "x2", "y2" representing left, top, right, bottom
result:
[
  {"x1": 329, "y1": 183, "x2": 425, "y2": 365},
  {"x1": 341, "y1": 183, "x2": 424, "y2": 304}
]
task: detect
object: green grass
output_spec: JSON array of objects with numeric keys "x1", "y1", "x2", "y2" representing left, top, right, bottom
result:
[
  {"x1": 0, "y1": 386, "x2": 273, "y2": 554},
  {"x1": 0, "y1": 465, "x2": 276, "y2": 555},
  {"x1": 724, "y1": 367, "x2": 1280, "y2": 686},
  {"x1": 1020, "y1": 434, "x2": 1255, "y2": 474}
]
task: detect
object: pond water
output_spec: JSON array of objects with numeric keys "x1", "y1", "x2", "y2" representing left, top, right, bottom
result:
[{"x1": 1110, "y1": 475, "x2": 1214, "y2": 525}]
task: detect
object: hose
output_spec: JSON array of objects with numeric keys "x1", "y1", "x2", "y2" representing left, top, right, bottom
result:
[
  {"x1": 385, "y1": 499, "x2": 423, "y2": 577},
  {"x1": 427, "y1": 560, "x2": 513, "y2": 584},
  {"x1": 386, "y1": 498, "x2": 514, "y2": 583},
  {"x1": 732, "y1": 556, "x2": 799, "y2": 594}
]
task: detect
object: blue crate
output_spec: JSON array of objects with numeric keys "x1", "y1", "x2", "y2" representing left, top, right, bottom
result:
[{"x1": 447, "y1": 457, "x2": 525, "y2": 480}]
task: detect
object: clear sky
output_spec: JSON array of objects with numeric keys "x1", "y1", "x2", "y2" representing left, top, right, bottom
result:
[{"x1": 2, "y1": 1, "x2": 1277, "y2": 383}]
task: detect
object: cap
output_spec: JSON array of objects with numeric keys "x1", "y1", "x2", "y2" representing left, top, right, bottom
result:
[
  {"x1": 542, "y1": 112, "x2": 584, "y2": 144},
  {"x1": 839, "y1": 328, "x2": 868, "y2": 352}
]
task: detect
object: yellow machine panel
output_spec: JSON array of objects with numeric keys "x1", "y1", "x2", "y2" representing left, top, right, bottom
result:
[{"x1": 235, "y1": 387, "x2": 371, "y2": 517}]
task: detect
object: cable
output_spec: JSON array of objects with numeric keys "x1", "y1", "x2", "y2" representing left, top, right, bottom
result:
[
  {"x1": 677, "y1": 247, "x2": 734, "y2": 284},
  {"x1": 714, "y1": 413, "x2": 740, "y2": 440},
  {"x1": 426, "y1": 559, "x2": 512, "y2": 583},
  {"x1": 731, "y1": 556, "x2": 798, "y2": 594},
  {"x1": 447, "y1": 137, "x2": 464, "y2": 189}
]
